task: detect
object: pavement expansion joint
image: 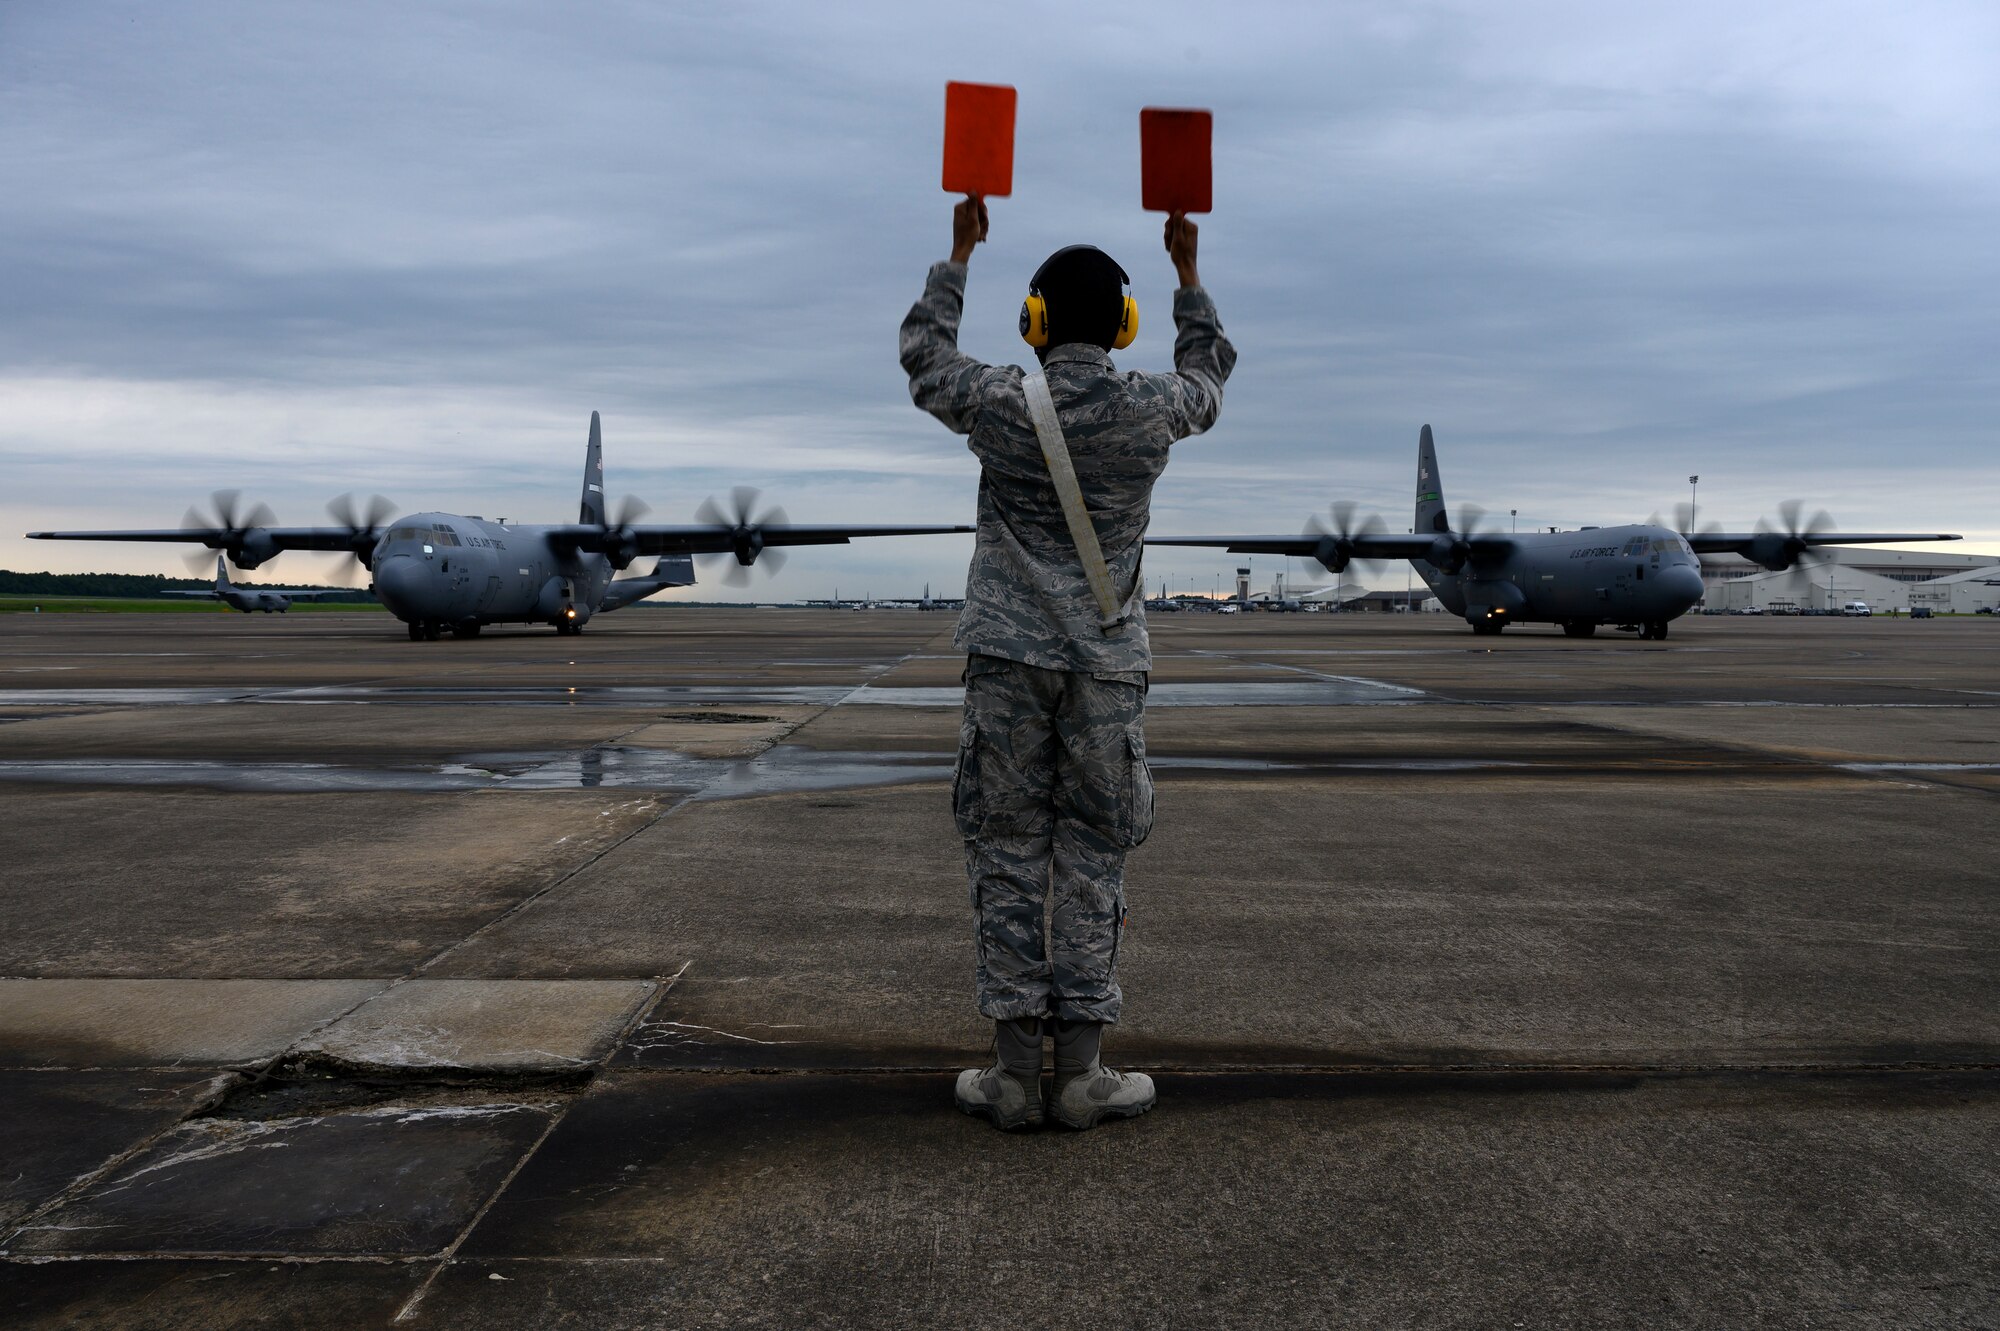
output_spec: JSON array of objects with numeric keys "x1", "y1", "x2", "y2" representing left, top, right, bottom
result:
[{"x1": 204, "y1": 1061, "x2": 597, "y2": 1122}]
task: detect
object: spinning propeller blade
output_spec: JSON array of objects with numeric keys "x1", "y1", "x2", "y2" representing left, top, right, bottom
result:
[
  {"x1": 695, "y1": 486, "x2": 790, "y2": 587},
  {"x1": 326, "y1": 492, "x2": 398, "y2": 575},
  {"x1": 180, "y1": 489, "x2": 277, "y2": 573},
  {"x1": 1302, "y1": 500, "x2": 1390, "y2": 575}
]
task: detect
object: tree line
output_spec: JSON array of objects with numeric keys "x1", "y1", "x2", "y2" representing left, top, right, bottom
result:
[{"x1": 0, "y1": 569, "x2": 376, "y2": 602}]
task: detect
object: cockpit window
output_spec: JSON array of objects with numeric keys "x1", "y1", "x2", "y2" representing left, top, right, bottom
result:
[{"x1": 389, "y1": 525, "x2": 458, "y2": 546}]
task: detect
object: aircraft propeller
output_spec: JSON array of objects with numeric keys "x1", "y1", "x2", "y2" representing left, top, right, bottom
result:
[
  {"x1": 326, "y1": 492, "x2": 398, "y2": 580},
  {"x1": 694, "y1": 486, "x2": 789, "y2": 587},
  {"x1": 593, "y1": 495, "x2": 652, "y2": 570},
  {"x1": 1671, "y1": 502, "x2": 1722, "y2": 541},
  {"x1": 1302, "y1": 501, "x2": 1389, "y2": 575},
  {"x1": 1746, "y1": 499, "x2": 1836, "y2": 571},
  {"x1": 181, "y1": 489, "x2": 277, "y2": 573},
  {"x1": 1427, "y1": 503, "x2": 1498, "y2": 575}
]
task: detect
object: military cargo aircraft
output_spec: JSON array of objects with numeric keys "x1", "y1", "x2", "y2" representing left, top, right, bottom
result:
[
  {"x1": 161, "y1": 554, "x2": 351, "y2": 613},
  {"x1": 1147, "y1": 425, "x2": 1960, "y2": 638},
  {"x1": 31, "y1": 412, "x2": 973, "y2": 640}
]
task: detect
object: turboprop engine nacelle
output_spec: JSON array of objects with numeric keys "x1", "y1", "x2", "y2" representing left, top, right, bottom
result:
[
  {"x1": 1312, "y1": 535, "x2": 1348, "y2": 574},
  {"x1": 1426, "y1": 533, "x2": 1471, "y2": 574},
  {"x1": 227, "y1": 531, "x2": 280, "y2": 570},
  {"x1": 1745, "y1": 531, "x2": 1809, "y2": 572}
]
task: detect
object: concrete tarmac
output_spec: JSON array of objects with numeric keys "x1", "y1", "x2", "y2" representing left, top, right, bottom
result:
[{"x1": 0, "y1": 608, "x2": 1995, "y2": 1328}]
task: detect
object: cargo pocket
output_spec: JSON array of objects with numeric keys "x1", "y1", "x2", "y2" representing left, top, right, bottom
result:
[
  {"x1": 1116, "y1": 727, "x2": 1155, "y2": 849},
  {"x1": 951, "y1": 709, "x2": 984, "y2": 843}
]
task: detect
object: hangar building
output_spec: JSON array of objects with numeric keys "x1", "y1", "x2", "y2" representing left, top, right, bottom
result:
[
  {"x1": 1702, "y1": 548, "x2": 1999, "y2": 613},
  {"x1": 1908, "y1": 566, "x2": 2000, "y2": 615}
]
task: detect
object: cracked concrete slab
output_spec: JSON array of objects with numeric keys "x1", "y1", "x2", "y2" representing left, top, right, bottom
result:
[
  {"x1": 293, "y1": 979, "x2": 658, "y2": 1073},
  {"x1": 0, "y1": 980, "x2": 383, "y2": 1068},
  {"x1": 7, "y1": 1101, "x2": 553, "y2": 1258},
  {"x1": 0, "y1": 1071, "x2": 235, "y2": 1227}
]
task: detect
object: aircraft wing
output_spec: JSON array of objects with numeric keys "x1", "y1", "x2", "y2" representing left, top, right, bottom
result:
[
  {"x1": 1689, "y1": 532, "x2": 1961, "y2": 552},
  {"x1": 1143, "y1": 533, "x2": 1502, "y2": 560},
  {"x1": 1689, "y1": 530, "x2": 1959, "y2": 571},
  {"x1": 159, "y1": 590, "x2": 220, "y2": 597},
  {"x1": 28, "y1": 527, "x2": 370, "y2": 554},
  {"x1": 544, "y1": 523, "x2": 973, "y2": 558}
]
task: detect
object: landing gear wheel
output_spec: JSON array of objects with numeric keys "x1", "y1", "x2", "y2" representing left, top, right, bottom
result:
[
  {"x1": 450, "y1": 621, "x2": 481, "y2": 639},
  {"x1": 1562, "y1": 621, "x2": 1597, "y2": 638},
  {"x1": 407, "y1": 620, "x2": 425, "y2": 642},
  {"x1": 1470, "y1": 619, "x2": 1505, "y2": 636},
  {"x1": 1643, "y1": 620, "x2": 1669, "y2": 640}
]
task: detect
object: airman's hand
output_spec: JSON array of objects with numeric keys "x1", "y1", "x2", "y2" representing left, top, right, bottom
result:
[
  {"x1": 950, "y1": 195, "x2": 989, "y2": 265},
  {"x1": 1165, "y1": 212, "x2": 1200, "y2": 288}
]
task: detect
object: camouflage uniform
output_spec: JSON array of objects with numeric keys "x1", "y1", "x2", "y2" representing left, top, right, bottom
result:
[{"x1": 900, "y1": 259, "x2": 1235, "y2": 1022}]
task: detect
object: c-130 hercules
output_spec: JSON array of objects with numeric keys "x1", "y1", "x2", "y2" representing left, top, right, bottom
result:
[
  {"x1": 1148, "y1": 425, "x2": 1960, "y2": 638},
  {"x1": 161, "y1": 554, "x2": 351, "y2": 613},
  {"x1": 31, "y1": 413, "x2": 973, "y2": 640}
]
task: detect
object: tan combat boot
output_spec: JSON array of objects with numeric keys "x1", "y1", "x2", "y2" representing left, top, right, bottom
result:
[
  {"x1": 1051, "y1": 1018, "x2": 1156, "y2": 1130},
  {"x1": 954, "y1": 1016, "x2": 1045, "y2": 1130}
]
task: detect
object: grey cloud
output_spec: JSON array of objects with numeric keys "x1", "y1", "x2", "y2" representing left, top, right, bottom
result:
[{"x1": 2, "y1": 0, "x2": 1995, "y2": 592}]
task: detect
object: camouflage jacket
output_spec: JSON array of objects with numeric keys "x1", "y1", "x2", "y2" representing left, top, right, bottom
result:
[{"x1": 900, "y1": 260, "x2": 1235, "y2": 673}]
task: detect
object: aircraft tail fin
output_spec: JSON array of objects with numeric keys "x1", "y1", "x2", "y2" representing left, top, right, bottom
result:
[
  {"x1": 1415, "y1": 424, "x2": 1449, "y2": 535},
  {"x1": 215, "y1": 554, "x2": 231, "y2": 589},
  {"x1": 579, "y1": 411, "x2": 606, "y2": 526}
]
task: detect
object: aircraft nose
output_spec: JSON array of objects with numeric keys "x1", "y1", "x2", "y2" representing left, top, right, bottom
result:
[
  {"x1": 372, "y1": 556, "x2": 426, "y2": 617},
  {"x1": 1661, "y1": 564, "x2": 1705, "y2": 609}
]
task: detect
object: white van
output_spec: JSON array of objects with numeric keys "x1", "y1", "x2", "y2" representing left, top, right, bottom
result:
[{"x1": 1842, "y1": 601, "x2": 1872, "y2": 617}]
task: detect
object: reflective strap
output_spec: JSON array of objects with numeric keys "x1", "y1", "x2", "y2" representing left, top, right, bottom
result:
[{"x1": 1022, "y1": 371, "x2": 1123, "y2": 633}]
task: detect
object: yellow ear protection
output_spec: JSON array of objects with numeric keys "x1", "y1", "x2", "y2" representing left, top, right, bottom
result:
[
  {"x1": 1018, "y1": 292, "x2": 1051, "y2": 349},
  {"x1": 1019, "y1": 246, "x2": 1139, "y2": 351},
  {"x1": 1112, "y1": 287, "x2": 1144, "y2": 351}
]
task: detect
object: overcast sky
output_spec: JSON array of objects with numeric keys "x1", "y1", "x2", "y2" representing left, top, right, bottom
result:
[{"x1": 3, "y1": 1, "x2": 1995, "y2": 597}]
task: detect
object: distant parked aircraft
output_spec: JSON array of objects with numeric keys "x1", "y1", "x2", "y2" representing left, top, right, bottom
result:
[{"x1": 162, "y1": 555, "x2": 350, "y2": 613}]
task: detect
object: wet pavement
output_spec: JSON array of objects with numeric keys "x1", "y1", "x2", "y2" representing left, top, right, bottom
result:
[{"x1": 0, "y1": 609, "x2": 1996, "y2": 1328}]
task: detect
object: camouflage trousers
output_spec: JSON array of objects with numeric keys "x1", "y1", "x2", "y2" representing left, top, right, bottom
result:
[{"x1": 953, "y1": 654, "x2": 1155, "y2": 1023}]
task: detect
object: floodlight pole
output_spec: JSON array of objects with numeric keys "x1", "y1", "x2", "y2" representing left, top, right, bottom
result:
[{"x1": 1689, "y1": 474, "x2": 1700, "y2": 532}]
